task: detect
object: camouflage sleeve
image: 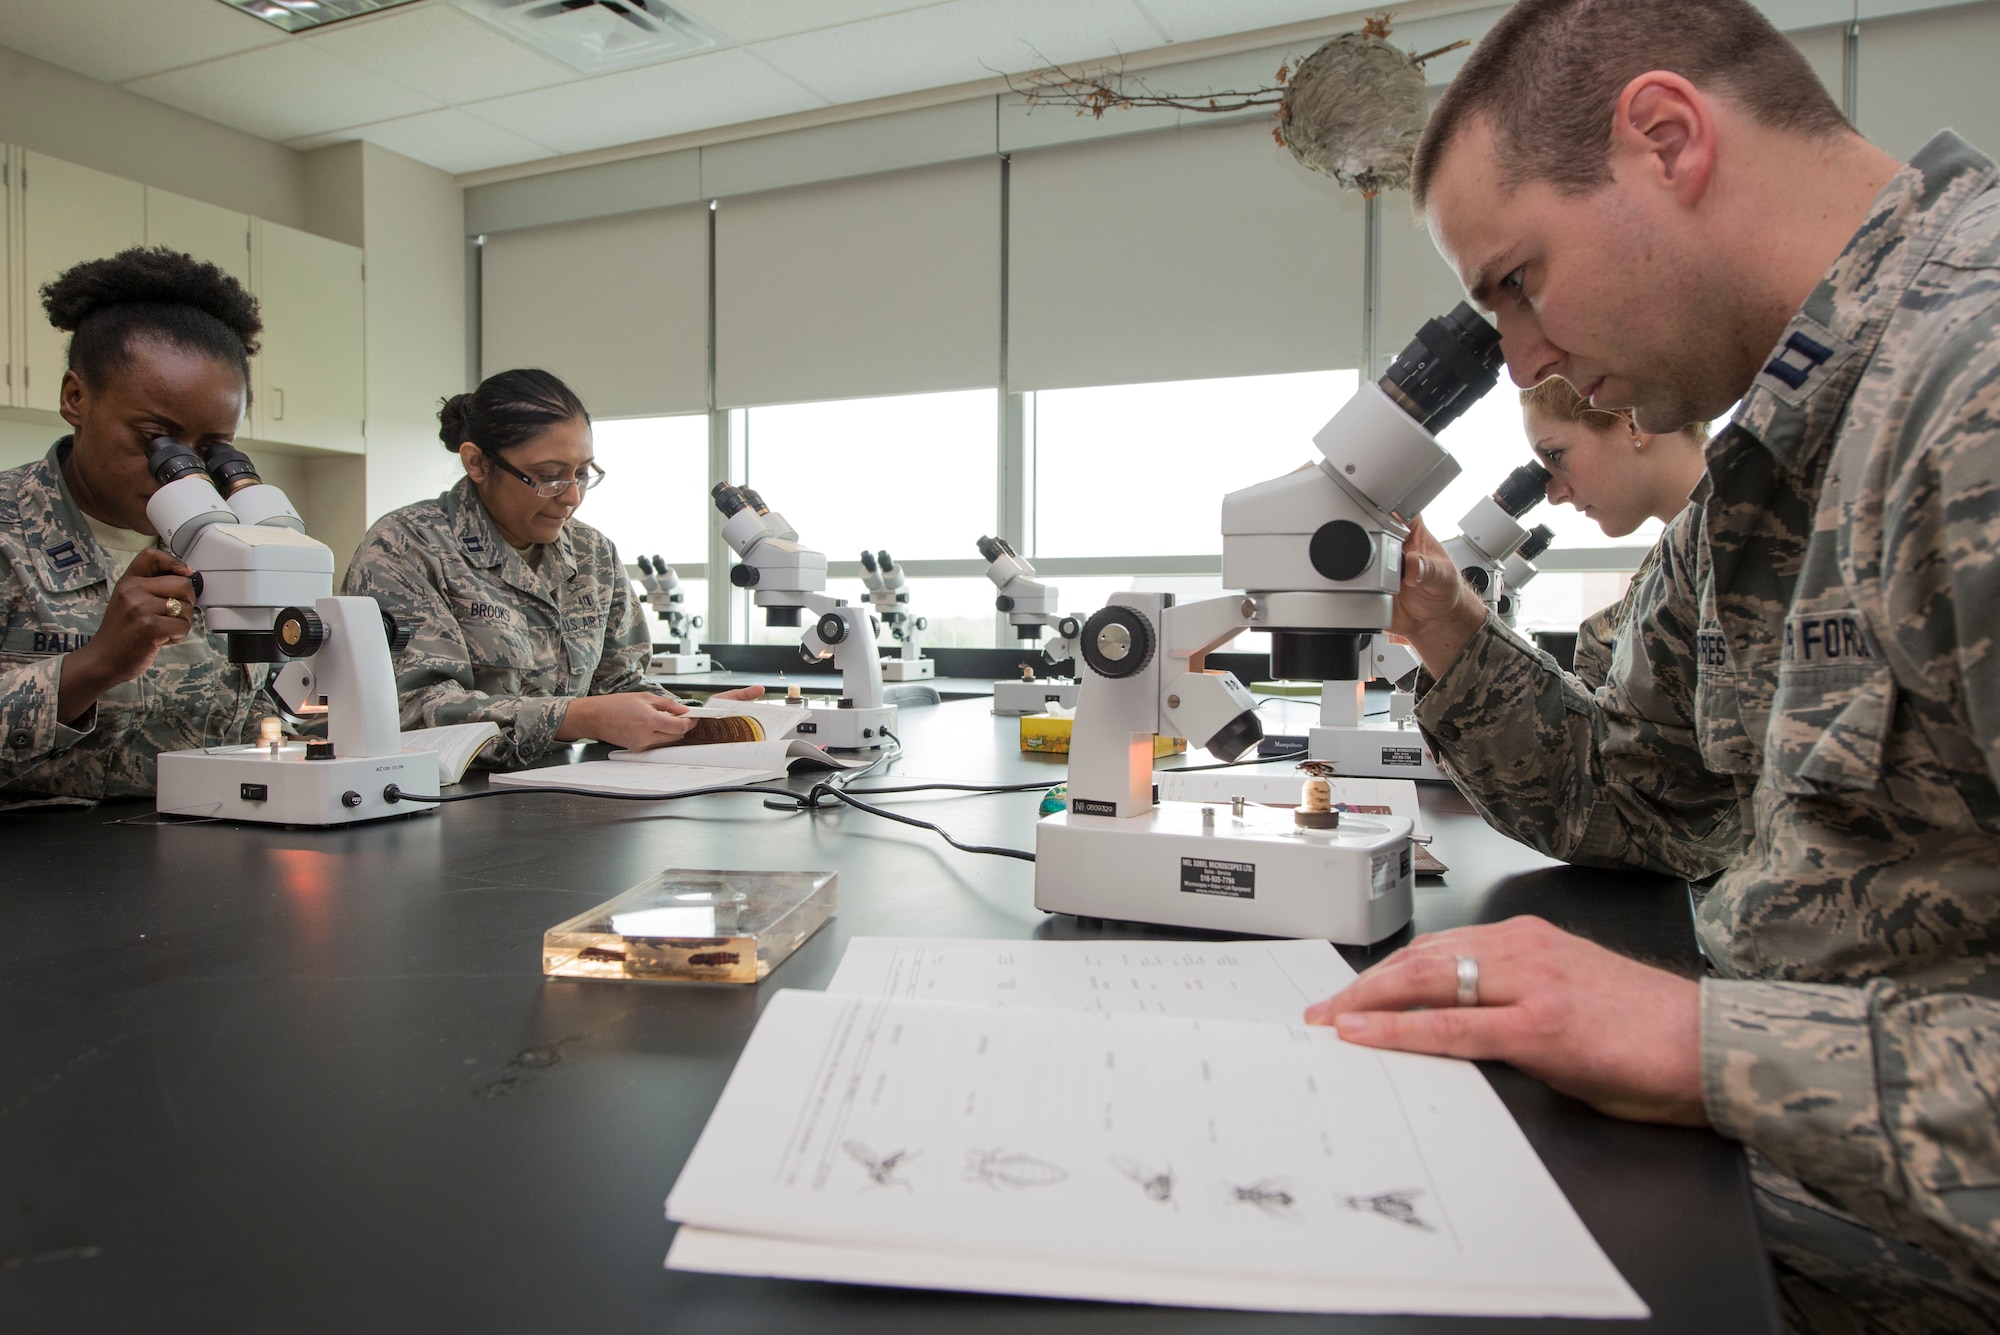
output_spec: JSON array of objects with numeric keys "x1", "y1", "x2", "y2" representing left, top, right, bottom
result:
[
  {"x1": 587, "y1": 544, "x2": 662, "y2": 699},
  {"x1": 0, "y1": 655, "x2": 95, "y2": 786},
  {"x1": 1415, "y1": 512, "x2": 1743, "y2": 879},
  {"x1": 341, "y1": 526, "x2": 570, "y2": 768},
  {"x1": 1704, "y1": 979, "x2": 2000, "y2": 1300}
]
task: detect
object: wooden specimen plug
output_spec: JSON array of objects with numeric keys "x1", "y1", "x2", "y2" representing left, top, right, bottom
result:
[{"x1": 1295, "y1": 776, "x2": 1341, "y2": 829}]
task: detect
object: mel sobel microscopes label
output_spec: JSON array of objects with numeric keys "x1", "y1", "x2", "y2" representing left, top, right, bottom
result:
[
  {"x1": 1180, "y1": 857, "x2": 1255, "y2": 899},
  {"x1": 1379, "y1": 747, "x2": 1426, "y2": 767}
]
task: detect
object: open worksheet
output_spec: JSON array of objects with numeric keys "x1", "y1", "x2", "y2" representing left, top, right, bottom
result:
[
  {"x1": 666, "y1": 990, "x2": 1646, "y2": 1319},
  {"x1": 486, "y1": 760, "x2": 779, "y2": 795},
  {"x1": 607, "y1": 740, "x2": 861, "y2": 773},
  {"x1": 825, "y1": 936, "x2": 1356, "y2": 1021}
]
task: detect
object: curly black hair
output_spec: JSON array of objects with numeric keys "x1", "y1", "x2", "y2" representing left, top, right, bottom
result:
[
  {"x1": 440, "y1": 368, "x2": 590, "y2": 455},
  {"x1": 40, "y1": 246, "x2": 262, "y2": 390}
]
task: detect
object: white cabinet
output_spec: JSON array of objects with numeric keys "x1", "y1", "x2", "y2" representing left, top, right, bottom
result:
[
  {"x1": 20, "y1": 151, "x2": 146, "y2": 411},
  {"x1": 146, "y1": 187, "x2": 251, "y2": 287},
  {"x1": 251, "y1": 218, "x2": 364, "y2": 455}
]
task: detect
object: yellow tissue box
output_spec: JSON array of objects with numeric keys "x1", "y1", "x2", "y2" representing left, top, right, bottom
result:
[{"x1": 1020, "y1": 713, "x2": 1186, "y2": 757}]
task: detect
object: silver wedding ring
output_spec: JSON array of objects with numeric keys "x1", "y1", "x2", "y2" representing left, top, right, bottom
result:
[
  {"x1": 165, "y1": 597, "x2": 184, "y2": 618},
  {"x1": 1455, "y1": 955, "x2": 1480, "y2": 1007}
]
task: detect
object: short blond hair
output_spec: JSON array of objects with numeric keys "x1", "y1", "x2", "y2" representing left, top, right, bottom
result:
[{"x1": 1520, "y1": 377, "x2": 1709, "y2": 445}]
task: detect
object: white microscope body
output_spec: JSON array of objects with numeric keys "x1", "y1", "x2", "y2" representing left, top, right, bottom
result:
[
  {"x1": 148, "y1": 440, "x2": 437, "y2": 825},
  {"x1": 637, "y1": 554, "x2": 711, "y2": 674},
  {"x1": 713, "y1": 484, "x2": 895, "y2": 750},
  {"x1": 976, "y1": 536, "x2": 1084, "y2": 715},
  {"x1": 1497, "y1": 523, "x2": 1554, "y2": 629},
  {"x1": 859, "y1": 550, "x2": 933, "y2": 681},
  {"x1": 1305, "y1": 635, "x2": 1448, "y2": 781},
  {"x1": 1441, "y1": 461, "x2": 1551, "y2": 626},
  {"x1": 1035, "y1": 304, "x2": 1505, "y2": 943}
]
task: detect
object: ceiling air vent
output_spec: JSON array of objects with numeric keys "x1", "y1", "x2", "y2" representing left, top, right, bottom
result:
[
  {"x1": 215, "y1": 0, "x2": 422, "y2": 32},
  {"x1": 450, "y1": 0, "x2": 720, "y2": 73}
]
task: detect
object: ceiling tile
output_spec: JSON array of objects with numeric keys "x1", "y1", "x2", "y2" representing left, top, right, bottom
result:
[
  {"x1": 0, "y1": 0, "x2": 286, "y2": 84},
  {"x1": 1133, "y1": 0, "x2": 1371, "y2": 46},
  {"x1": 304, "y1": 4, "x2": 577, "y2": 103},
  {"x1": 463, "y1": 46, "x2": 826, "y2": 155},
  {"x1": 670, "y1": 0, "x2": 945, "y2": 45},
  {"x1": 290, "y1": 107, "x2": 560, "y2": 174},
  {"x1": 124, "y1": 41, "x2": 443, "y2": 141},
  {"x1": 748, "y1": 0, "x2": 1164, "y2": 105}
]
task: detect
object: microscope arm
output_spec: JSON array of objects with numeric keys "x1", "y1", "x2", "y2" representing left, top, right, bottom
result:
[{"x1": 799, "y1": 592, "x2": 886, "y2": 711}]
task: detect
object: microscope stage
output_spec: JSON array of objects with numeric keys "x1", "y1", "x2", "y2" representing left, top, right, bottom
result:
[
  {"x1": 1034, "y1": 800, "x2": 1414, "y2": 945},
  {"x1": 1306, "y1": 722, "x2": 1447, "y2": 782},
  {"x1": 788, "y1": 702, "x2": 897, "y2": 750},
  {"x1": 991, "y1": 678, "x2": 1080, "y2": 716},
  {"x1": 881, "y1": 658, "x2": 935, "y2": 681},
  {"x1": 157, "y1": 745, "x2": 440, "y2": 826},
  {"x1": 649, "y1": 652, "x2": 712, "y2": 674}
]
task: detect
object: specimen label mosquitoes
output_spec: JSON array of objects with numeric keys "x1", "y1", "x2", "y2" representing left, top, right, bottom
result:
[
  {"x1": 1340, "y1": 1188, "x2": 1434, "y2": 1231},
  {"x1": 844, "y1": 1140, "x2": 919, "y2": 1191},
  {"x1": 1113, "y1": 1157, "x2": 1176, "y2": 1206},
  {"x1": 1228, "y1": 1178, "x2": 1301, "y2": 1219}
]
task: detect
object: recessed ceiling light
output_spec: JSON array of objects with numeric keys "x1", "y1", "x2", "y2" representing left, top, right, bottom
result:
[
  {"x1": 450, "y1": 0, "x2": 720, "y2": 74},
  {"x1": 214, "y1": 0, "x2": 425, "y2": 34}
]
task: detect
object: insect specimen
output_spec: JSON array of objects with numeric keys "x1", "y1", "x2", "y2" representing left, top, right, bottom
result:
[
  {"x1": 964, "y1": 1147, "x2": 1069, "y2": 1189},
  {"x1": 844, "y1": 1140, "x2": 919, "y2": 1191},
  {"x1": 1228, "y1": 1178, "x2": 1301, "y2": 1220},
  {"x1": 1113, "y1": 1157, "x2": 1177, "y2": 1206},
  {"x1": 1339, "y1": 1188, "x2": 1434, "y2": 1231}
]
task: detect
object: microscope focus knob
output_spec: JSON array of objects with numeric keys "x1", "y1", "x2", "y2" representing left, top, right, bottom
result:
[
  {"x1": 995, "y1": 595, "x2": 1015, "y2": 612},
  {"x1": 1081, "y1": 606, "x2": 1155, "y2": 679},
  {"x1": 1307, "y1": 520, "x2": 1375, "y2": 583},
  {"x1": 729, "y1": 563, "x2": 760, "y2": 587},
  {"x1": 1057, "y1": 616, "x2": 1082, "y2": 639},
  {"x1": 380, "y1": 611, "x2": 413, "y2": 652},
  {"x1": 274, "y1": 607, "x2": 327, "y2": 658},
  {"x1": 816, "y1": 612, "x2": 849, "y2": 645}
]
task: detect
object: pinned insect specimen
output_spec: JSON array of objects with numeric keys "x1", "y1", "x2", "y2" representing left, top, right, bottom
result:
[
  {"x1": 845, "y1": 1140, "x2": 919, "y2": 1191},
  {"x1": 964, "y1": 1147, "x2": 1069, "y2": 1190},
  {"x1": 1340, "y1": 1188, "x2": 1434, "y2": 1231},
  {"x1": 1228, "y1": 1178, "x2": 1301, "y2": 1220},
  {"x1": 1113, "y1": 1157, "x2": 1176, "y2": 1207}
]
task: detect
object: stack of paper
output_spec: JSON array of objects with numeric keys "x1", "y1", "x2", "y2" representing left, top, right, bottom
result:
[{"x1": 665, "y1": 938, "x2": 1646, "y2": 1319}]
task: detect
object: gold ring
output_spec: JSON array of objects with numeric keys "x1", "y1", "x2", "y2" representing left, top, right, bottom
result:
[{"x1": 165, "y1": 597, "x2": 184, "y2": 618}]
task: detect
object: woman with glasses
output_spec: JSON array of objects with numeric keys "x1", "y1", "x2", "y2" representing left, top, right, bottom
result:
[{"x1": 341, "y1": 368, "x2": 758, "y2": 769}]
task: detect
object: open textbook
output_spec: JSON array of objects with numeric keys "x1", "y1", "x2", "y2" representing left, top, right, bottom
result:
[
  {"x1": 399, "y1": 721, "x2": 501, "y2": 785},
  {"x1": 666, "y1": 938, "x2": 1645, "y2": 1320}
]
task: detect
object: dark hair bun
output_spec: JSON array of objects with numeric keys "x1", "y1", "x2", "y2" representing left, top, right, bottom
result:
[
  {"x1": 438, "y1": 393, "x2": 472, "y2": 451},
  {"x1": 40, "y1": 246, "x2": 261, "y2": 387},
  {"x1": 444, "y1": 369, "x2": 590, "y2": 458}
]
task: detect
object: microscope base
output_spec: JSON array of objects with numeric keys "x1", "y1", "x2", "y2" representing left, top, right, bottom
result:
[
  {"x1": 790, "y1": 703, "x2": 897, "y2": 750},
  {"x1": 992, "y1": 678, "x2": 1080, "y2": 716},
  {"x1": 650, "y1": 652, "x2": 712, "y2": 674},
  {"x1": 157, "y1": 745, "x2": 441, "y2": 825},
  {"x1": 882, "y1": 658, "x2": 934, "y2": 681},
  {"x1": 1307, "y1": 723, "x2": 1448, "y2": 782},
  {"x1": 1034, "y1": 803, "x2": 1414, "y2": 945}
]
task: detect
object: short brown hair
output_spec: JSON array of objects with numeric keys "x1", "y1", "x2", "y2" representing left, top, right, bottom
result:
[
  {"x1": 1413, "y1": 0, "x2": 1850, "y2": 209},
  {"x1": 1521, "y1": 376, "x2": 1709, "y2": 445}
]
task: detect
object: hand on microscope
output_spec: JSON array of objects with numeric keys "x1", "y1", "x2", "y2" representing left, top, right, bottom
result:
[
  {"x1": 56, "y1": 548, "x2": 200, "y2": 726},
  {"x1": 1386, "y1": 516, "x2": 1491, "y2": 680}
]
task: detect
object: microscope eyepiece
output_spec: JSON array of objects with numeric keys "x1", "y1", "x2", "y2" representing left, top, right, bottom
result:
[
  {"x1": 147, "y1": 436, "x2": 209, "y2": 487},
  {"x1": 860, "y1": 550, "x2": 878, "y2": 571},
  {"x1": 877, "y1": 551, "x2": 895, "y2": 572},
  {"x1": 976, "y1": 535, "x2": 1013, "y2": 562},
  {"x1": 710, "y1": 482, "x2": 749, "y2": 517},
  {"x1": 1493, "y1": 461, "x2": 1552, "y2": 517},
  {"x1": 738, "y1": 487, "x2": 771, "y2": 516},
  {"x1": 202, "y1": 443, "x2": 262, "y2": 496},
  {"x1": 1517, "y1": 523, "x2": 1555, "y2": 561},
  {"x1": 1379, "y1": 302, "x2": 1505, "y2": 433}
]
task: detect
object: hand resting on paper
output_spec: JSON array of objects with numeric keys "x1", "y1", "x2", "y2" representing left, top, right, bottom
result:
[{"x1": 1304, "y1": 915, "x2": 1706, "y2": 1126}]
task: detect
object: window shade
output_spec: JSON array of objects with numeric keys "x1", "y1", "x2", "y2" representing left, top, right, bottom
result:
[
  {"x1": 480, "y1": 204, "x2": 708, "y2": 418},
  {"x1": 1858, "y1": 3, "x2": 2000, "y2": 163},
  {"x1": 713, "y1": 159, "x2": 1001, "y2": 407},
  {"x1": 1008, "y1": 121, "x2": 1367, "y2": 392}
]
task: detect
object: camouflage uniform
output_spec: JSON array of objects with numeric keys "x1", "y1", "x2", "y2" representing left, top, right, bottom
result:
[
  {"x1": 341, "y1": 476, "x2": 664, "y2": 769},
  {"x1": 1570, "y1": 534, "x2": 1667, "y2": 691},
  {"x1": 0, "y1": 440, "x2": 270, "y2": 807},
  {"x1": 1415, "y1": 131, "x2": 2000, "y2": 1331}
]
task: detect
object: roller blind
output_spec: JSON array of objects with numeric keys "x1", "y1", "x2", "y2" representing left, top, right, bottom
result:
[
  {"x1": 1858, "y1": 3, "x2": 2000, "y2": 163},
  {"x1": 713, "y1": 159, "x2": 1001, "y2": 407},
  {"x1": 480, "y1": 204, "x2": 708, "y2": 418},
  {"x1": 1008, "y1": 120, "x2": 1367, "y2": 392}
]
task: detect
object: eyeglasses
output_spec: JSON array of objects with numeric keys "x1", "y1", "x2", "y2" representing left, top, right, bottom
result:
[{"x1": 485, "y1": 451, "x2": 606, "y2": 499}]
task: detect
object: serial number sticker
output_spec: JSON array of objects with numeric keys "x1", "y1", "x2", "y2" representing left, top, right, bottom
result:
[
  {"x1": 1181, "y1": 856, "x2": 1255, "y2": 899},
  {"x1": 1070, "y1": 798, "x2": 1118, "y2": 817},
  {"x1": 1370, "y1": 848, "x2": 1409, "y2": 900},
  {"x1": 1379, "y1": 747, "x2": 1425, "y2": 767}
]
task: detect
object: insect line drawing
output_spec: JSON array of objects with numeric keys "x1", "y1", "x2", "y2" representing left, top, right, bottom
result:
[
  {"x1": 964, "y1": 1147, "x2": 1069, "y2": 1190},
  {"x1": 844, "y1": 1140, "x2": 920, "y2": 1191},
  {"x1": 1228, "y1": 1177, "x2": 1301, "y2": 1220},
  {"x1": 1113, "y1": 1157, "x2": 1177, "y2": 1207},
  {"x1": 1339, "y1": 1188, "x2": 1435, "y2": 1231}
]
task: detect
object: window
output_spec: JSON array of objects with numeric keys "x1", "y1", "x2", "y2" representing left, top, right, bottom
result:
[
  {"x1": 1031, "y1": 370, "x2": 1361, "y2": 558},
  {"x1": 583, "y1": 413, "x2": 710, "y2": 646}
]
